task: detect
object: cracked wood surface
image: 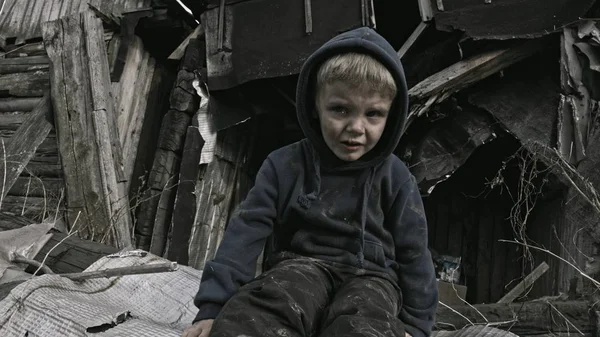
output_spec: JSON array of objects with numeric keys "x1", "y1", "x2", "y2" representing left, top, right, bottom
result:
[{"x1": 42, "y1": 10, "x2": 131, "y2": 248}]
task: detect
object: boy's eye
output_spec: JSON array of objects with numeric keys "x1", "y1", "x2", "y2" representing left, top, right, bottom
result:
[
  {"x1": 331, "y1": 106, "x2": 347, "y2": 114},
  {"x1": 366, "y1": 110, "x2": 384, "y2": 117}
]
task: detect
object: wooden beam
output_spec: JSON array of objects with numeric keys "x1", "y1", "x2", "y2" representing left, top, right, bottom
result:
[
  {"x1": 0, "y1": 97, "x2": 42, "y2": 112},
  {"x1": 0, "y1": 71, "x2": 49, "y2": 97},
  {"x1": 167, "y1": 125, "x2": 204, "y2": 264},
  {"x1": 0, "y1": 56, "x2": 50, "y2": 75},
  {"x1": 498, "y1": 262, "x2": 549, "y2": 303},
  {"x1": 0, "y1": 95, "x2": 53, "y2": 203},
  {"x1": 405, "y1": 39, "x2": 545, "y2": 129},
  {"x1": 398, "y1": 21, "x2": 429, "y2": 59},
  {"x1": 436, "y1": 301, "x2": 593, "y2": 335},
  {"x1": 168, "y1": 25, "x2": 204, "y2": 60},
  {"x1": 42, "y1": 11, "x2": 132, "y2": 249}
]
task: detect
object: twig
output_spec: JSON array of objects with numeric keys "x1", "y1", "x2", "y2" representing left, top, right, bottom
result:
[
  {"x1": 59, "y1": 262, "x2": 177, "y2": 281},
  {"x1": 33, "y1": 211, "x2": 81, "y2": 276},
  {"x1": 12, "y1": 254, "x2": 55, "y2": 275},
  {"x1": 547, "y1": 301, "x2": 585, "y2": 335},
  {"x1": 450, "y1": 270, "x2": 488, "y2": 322},
  {"x1": 438, "y1": 301, "x2": 474, "y2": 326},
  {"x1": 500, "y1": 239, "x2": 600, "y2": 288},
  {"x1": 0, "y1": 139, "x2": 6, "y2": 210}
]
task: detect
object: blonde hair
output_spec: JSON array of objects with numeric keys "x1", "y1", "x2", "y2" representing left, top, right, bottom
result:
[{"x1": 316, "y1": 52, "x2": 397, "y2": 100}]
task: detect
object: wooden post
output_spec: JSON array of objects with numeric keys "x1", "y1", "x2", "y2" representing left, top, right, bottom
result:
[{"x1": 42, "y1": 11, "x2": 132, "y2": 249}]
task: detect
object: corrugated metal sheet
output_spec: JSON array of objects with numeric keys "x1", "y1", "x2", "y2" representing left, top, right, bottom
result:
[{"x1": 0, "y1": 0, "x2": 152, "y2": 47}]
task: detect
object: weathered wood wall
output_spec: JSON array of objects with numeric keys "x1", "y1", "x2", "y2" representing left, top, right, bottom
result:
[
  {"x1": 0, "y1": 0, "x2": 152, "y2": 47},
  {"x1": 0, "y1": 53, "x2": 65, "y2": 221}
]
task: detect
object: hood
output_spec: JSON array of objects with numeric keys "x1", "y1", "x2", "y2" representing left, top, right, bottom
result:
[{"x1": 295, "y1": 27, "x2": 409, "y2": 171}]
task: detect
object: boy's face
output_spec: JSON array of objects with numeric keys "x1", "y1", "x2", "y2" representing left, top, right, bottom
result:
[{"x1": 316, "y1": 81, "x2": 392, "y2": 162}]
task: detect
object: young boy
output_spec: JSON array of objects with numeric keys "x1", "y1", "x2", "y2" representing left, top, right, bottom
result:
[{"x1": 182, "y1": 26, "x2": 438, "y2": 337}]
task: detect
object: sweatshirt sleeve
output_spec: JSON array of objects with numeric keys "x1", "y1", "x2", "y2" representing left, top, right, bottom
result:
[
  {"x1": 193, "y1": 156, "x2": 278, "y2": 322},
  {"x1": 389, "y1": 176, "x2": 438, "y2": 337}
]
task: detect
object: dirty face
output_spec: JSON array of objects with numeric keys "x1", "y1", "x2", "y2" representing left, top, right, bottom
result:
[{"x1": 316, "y1": 81, "x2": 392, "y2": 162}]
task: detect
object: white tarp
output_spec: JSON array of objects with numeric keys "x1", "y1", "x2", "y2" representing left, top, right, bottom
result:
[{"x1": 0, "y1": 252, "x2": 201, "y2": 337}]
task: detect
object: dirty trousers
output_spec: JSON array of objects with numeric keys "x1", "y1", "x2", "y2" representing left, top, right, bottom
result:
[{"x1": 209, "y1": 256, "x2": 405, "y2": 337}]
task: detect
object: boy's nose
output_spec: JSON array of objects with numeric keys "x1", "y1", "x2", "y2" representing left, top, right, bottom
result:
[{"x1": 345, "y1": 117, "x2": 365, "y2": 134}]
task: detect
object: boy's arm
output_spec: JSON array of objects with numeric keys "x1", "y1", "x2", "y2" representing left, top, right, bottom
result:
[
  {"x1": 193, "y1": 157, "x2": 279, "y2": 322},
  {"x1": 389, "y1": 176, "x2": 438, "y2": 337}
]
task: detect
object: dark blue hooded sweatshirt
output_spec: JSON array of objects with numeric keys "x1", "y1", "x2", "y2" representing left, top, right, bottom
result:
[{"x1": 193, "y1": 27, "x2": 438, "y2": 337}]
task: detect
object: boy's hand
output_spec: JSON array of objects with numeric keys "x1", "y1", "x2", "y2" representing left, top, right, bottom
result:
[
  {"x1": 182, "y1": 319, "x2": 214, "y2": 337},
  {"x1": 405, "y1": 333, "x2": 412, "y2": 337}
]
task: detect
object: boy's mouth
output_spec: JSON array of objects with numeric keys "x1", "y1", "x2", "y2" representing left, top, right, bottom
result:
[{"x1": 341, "y1": 140, "x2": 363, "y2": 150}]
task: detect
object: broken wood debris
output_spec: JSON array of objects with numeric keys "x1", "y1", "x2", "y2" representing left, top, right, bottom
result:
[{"x1": 405, "y1": 39, "x2": 545, "y2": 130}]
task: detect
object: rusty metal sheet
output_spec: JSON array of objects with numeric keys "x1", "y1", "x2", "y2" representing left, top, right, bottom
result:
[{"x1": 431, "y1": 0, "x2": 596, "y2": 40}]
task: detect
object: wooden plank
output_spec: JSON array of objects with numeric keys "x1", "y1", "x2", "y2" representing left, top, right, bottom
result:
[
  {"x1": 114, "y1": 36, "x2": 144, "y2": 143},
  {"x1": 397, "y1": 21, "x2": 429, "y2": 59},
  {"x1": 167, "y1": 125, "x2": 204, "y2": 264},
  {"x1": 406, "y1": 39, "x2": 545, "y2": 129},
  {"x1": 33, "y1": 229, "x2": 118, "y2": 274},
  {"x1": 435, "y1": 301, "x2": 593, "y2": 335},
  {"x1": 168, "y1": 25, "x2": 204, "y2": 60},
  {"x1": 498, "y1": 262, "x2": 550, "y2": 303},
  {"x1": 0, "y1": 97, "x2": 42, "y2": 112},
  {"x1": 3, "y1": 42, "x2": 46, "y2": 58},
  {"x1": 42, "y1": 11, "x2": 130, "y2": 248},
  {"x1": 24, "y1": 157, "x2": 62, "y2": 177},
  {"x1": 121, "y1": 53, "x2": 156, "y2": 189},
  {"x1": 0, "y1": 71, "x2": 49, "y2": 97},
  {"x1": 0, "y1": 95, "x2": 52, "y2": 202},
  {"x1": 0, "y1": 55, "x2": 50, "y2": 75}
]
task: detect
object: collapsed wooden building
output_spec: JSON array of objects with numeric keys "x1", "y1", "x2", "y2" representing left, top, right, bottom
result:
[{"x1": 2, "y1": 0, "x2": 600, "y2": 335}]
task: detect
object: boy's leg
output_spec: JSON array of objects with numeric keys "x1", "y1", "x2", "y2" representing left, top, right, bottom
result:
[
  {"x1": 318, "y1": 276, "x2": 405, "y2": 337},
  {"x1": 209, "y1": 258, "x2": 333, "y2": 337}
]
